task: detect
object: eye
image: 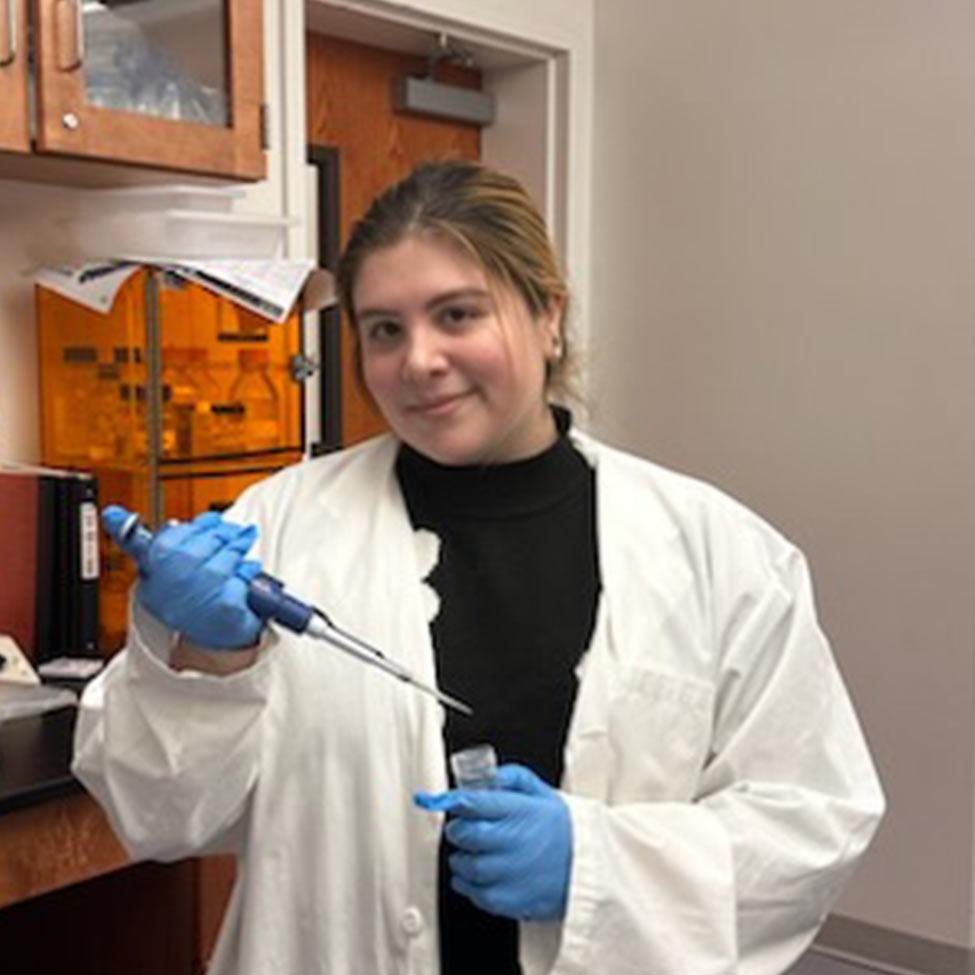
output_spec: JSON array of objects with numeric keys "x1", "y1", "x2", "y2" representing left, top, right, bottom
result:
[
  {"x1": 362, "y1": 318, "x2": 401, "y2": 345},
  {"x1": 437, "y1": 305, "x2": 481, "y2": 329}
]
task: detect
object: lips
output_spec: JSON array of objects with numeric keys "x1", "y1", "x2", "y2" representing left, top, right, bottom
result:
[{"x1": 408, "y1": 391, "x2": 472, "y2": 416}]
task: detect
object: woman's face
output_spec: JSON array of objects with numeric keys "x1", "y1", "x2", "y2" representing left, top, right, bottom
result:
[{"x1": 352, "y1": 233, "x2": 561, "y2": 466}]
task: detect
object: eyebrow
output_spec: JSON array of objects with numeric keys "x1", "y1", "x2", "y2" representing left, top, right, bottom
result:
[{"x1": 356, "y1": 287, "x2": 491, "y2": 321}]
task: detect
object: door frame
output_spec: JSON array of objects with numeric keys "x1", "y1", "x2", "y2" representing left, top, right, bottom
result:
[{"x1": 306, "y1": 143, "x2": 342, "y2": 454}]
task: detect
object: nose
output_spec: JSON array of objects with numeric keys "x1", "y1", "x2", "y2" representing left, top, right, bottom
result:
[{"x1": 401, "y1": 324, "x2": 448, "y2": 381}]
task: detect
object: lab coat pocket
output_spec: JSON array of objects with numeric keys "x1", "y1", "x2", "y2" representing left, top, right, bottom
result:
[{"x1": 606, "y1": 666, "x2": 715, "y2": 803}]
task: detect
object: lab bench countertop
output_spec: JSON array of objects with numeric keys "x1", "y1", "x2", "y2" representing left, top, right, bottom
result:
[{"x1": 0, "y1": 702, "x2": 132, "y2": 911}]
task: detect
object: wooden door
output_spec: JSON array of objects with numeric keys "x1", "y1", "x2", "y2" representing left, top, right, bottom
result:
[
  {"x1": 306, "y1": 32, "x2": 482, "y2": 447},
  {"x1": 32, "y1": 0, "x2": 264, "y2": 179},
  {"x1": 0, "y1": 0, "x2": 29, "y2": 152}
]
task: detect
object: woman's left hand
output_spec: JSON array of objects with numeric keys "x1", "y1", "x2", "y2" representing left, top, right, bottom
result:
[{"x1": 415, "y1": 763, "x2": 573, "y2": 922}]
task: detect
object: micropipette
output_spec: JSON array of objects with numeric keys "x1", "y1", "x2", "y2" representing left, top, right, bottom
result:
[{"x1": 108, "y1": 509, "x2": 473, "y2": 717}]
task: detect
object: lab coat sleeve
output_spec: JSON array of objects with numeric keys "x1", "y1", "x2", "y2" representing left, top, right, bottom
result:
[
  {"x1": 72, "y1": 602, "x2": 275, "y2": 862},
  {"x1": 537, "y1": 534, "x2": 884, "y2": 975}
]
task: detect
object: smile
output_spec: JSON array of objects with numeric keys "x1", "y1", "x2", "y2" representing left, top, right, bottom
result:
[{"x1": 408, "y1": 392, "x2": 472, "y2": 417}]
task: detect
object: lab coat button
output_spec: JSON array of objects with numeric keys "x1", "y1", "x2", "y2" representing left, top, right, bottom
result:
[{"x1": 401, "y1": 906, "x2": 424, "y2": 937}]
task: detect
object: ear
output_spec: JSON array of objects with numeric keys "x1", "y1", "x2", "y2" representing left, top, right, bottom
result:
[{"x1": 537, "y1": 295, "x2": 565, "y2": 358}]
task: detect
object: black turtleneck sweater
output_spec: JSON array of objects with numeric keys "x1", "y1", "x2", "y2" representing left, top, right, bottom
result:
[{"x1": 395, "y1": 410, "x2": 601, "y2": 975}]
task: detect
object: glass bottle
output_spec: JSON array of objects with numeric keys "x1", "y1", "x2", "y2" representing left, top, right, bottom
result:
[
  {"x1": 54, "y1": 346, "x2": 97, "y2": 462},
  {"x1": 186, "y1": 347, "x2": 222, "y2": 455},
  {"x1": 161, "y1": 347, "x2": 201, "y2": 458},
  {"x1": 89, "y1": 362, "x2": 123, "y2": 461},
  {"x1": 209, "y1": 401, "x2": 246, "y2": 454},
  {"x1": 118, "y1": 384, "x2": 143, "y2": 460},
  {"x1": 217, "y1": 299, "x2": 269, "y2": 343},
  {"x1": 113, "y1": 345, "x2": 145, "y2": 387},
  {"x1": 228, "y1": 348, "x2": 280, "y2": 451},
  {"x1": 119, "y1": 384, "x2": 174, "y2": 460}
]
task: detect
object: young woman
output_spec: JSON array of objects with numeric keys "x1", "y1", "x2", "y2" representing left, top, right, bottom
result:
[{"x1": 75, "y1": 160, "x2": 883, "y2": 975}]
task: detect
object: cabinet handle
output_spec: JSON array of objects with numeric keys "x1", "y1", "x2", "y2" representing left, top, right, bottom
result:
[
  {"x1": 55, "y1": 0, "x2": 84, "y2": 72},
  {"x1": 0, "y1": 0, "x2": 15, "y2": 68}
]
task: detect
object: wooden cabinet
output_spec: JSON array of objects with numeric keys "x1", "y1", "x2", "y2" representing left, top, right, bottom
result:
[
  {"x1": 0, "y1": 0, "x2": 265, "y2": 180},
  {"x1": 0, "y1": 0, "x2": 30, "y2": 152},
  {"x1": 0, "y1": 707, "x2": 235, "y2": 975},
  {"x1": 0, "y1": 792, "x2": 234, "y2": 975}
]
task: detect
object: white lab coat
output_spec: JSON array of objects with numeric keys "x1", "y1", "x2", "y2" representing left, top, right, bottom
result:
[{"x1": 73, "y1": 430, "x2": 884, "y2": 975}]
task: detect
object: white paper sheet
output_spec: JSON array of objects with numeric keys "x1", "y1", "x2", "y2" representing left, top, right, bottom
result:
[
  {"x1": 33, "y1": 262, "x2": 141, "y2": 314},
  {"x1": 33, "y1": 259, "x2": 336, "y2": 322}
]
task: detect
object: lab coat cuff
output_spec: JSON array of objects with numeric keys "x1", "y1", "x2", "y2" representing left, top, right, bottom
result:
[
  {"x1": 129, "y1": 598, "x2": 277, "y2": 694},
  {"x1": 560, "y1": 793, "x2": 606, "y2": 972},
  {"x1": 520, "y1": 792, "x2": 605, "y2": 975}
]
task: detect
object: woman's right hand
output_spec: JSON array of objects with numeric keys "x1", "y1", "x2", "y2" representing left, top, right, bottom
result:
[{"x1": 108, "y1": 508, "x2": 265, "y2": 650}]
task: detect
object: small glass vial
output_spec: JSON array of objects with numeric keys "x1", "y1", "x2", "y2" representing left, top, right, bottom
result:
[{"x1": 450, "y1": 744, "x2": 498, "y2": 790}]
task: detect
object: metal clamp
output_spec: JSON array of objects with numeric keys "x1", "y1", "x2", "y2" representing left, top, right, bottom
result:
[
  {"x1": 289, "y1": 353, "x2": 319, "y2": 382},
  {"x1": 425, "y1": 32, "x2": 474, "y2": 79}
]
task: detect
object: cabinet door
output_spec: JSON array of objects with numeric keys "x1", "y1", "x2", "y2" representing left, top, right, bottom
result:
[
  {"x1": 33, "y1": 0, "x2": 265, "y2": 180},
  {"x1": 0, "y1": 0, "x2": 29, "y2": 152}
]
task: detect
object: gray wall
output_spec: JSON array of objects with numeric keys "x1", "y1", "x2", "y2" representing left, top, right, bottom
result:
[{"x1": 590, "y1": 0, "x2": 975, "y2": 950}]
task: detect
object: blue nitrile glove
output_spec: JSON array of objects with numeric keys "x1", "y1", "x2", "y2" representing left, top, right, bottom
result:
[
  {"x1": 102, "y1": 506, "x2": 264, "y2": 650},
  {"x1": 414, "y1": 763, "x2": 573, "y2": 922}
]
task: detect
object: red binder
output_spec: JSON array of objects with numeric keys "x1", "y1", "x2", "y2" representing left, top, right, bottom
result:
[
  {"x1": 0, "y1": 464, "x2": 99, "y2": 662},
  {"x1": 0, "y1": 473, "x2": 40, "y2": 658}
]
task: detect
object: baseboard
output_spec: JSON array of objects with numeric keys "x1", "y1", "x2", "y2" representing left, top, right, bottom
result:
[{"x1": 817, "y1": 914, "x2": 975, "y2": 975}]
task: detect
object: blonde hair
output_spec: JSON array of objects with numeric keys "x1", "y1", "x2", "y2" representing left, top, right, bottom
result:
[{"x1": 337, "y1": 159, "x2": 576, "y2": 400}]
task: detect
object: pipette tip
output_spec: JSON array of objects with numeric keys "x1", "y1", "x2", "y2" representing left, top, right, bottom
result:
[{"x1": 438, "y1": 690, "x2": 474, "y2": 717}]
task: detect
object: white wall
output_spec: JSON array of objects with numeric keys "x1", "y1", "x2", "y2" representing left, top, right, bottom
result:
[
  {"x1": 0, "y1": 183, "x2": 77, "y2": 462},
  {"x1": 591, "y1": 0, "x2": 975, "y2": 950}
]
